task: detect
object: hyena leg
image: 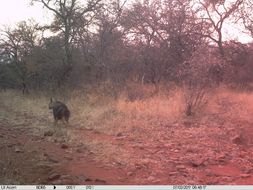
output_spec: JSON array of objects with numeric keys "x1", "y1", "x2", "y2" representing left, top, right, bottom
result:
[
  {"x1": 65, "y1": 117, "x2": 69, "y2": 124},
  {"x1": 63, "y1": 117, "x2": 69, "y2": 126},
  {"x1": 54, "y1": 118, "x2": 58, "y2": 126}
]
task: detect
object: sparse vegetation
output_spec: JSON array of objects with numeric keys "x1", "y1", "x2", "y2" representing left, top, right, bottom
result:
[
  {"x1": 1, "y1": 0, "x2": 253, "y2": 185},
  {"x1": 1, "y1": 86, "x2": 253, "y2": 184}
]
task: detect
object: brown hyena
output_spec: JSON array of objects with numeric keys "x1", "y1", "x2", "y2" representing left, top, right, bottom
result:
[{"x1": 49, "y1": 98, "x2": 70, "y2": 125}]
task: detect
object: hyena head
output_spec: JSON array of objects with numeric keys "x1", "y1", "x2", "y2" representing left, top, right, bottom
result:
[
  {"x1": 49, "y1": 98, "x2": 70, "y2": 124},
  {"x1": 49, "y1": 97, "x2": 55, "y2": 109}
]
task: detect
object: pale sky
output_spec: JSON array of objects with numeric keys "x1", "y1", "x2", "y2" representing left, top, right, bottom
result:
[
  {"x1": 0, "y1": 0, "x2": 252, "y2": 43},
  {"x1": 0, "y1": 0, "x2": 52, "y2": 27},
  {"x1": 223, "y1": 22, "x2": 252, "y2": 43}
]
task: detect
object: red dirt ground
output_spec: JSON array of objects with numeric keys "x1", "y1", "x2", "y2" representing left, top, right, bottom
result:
[
  {"x1": 0, "y1": 123, "x2": 134, "y2": 184},
  {"x1": 1, "y1": 97, "x2": 253, "y2": 184}
]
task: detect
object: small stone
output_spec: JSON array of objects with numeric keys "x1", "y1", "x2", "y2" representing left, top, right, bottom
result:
[
  {"x1": 116, "y1": 132, "x2": 123, "y2": 137},
  {"x1": 245, "y1": 168, "x2": 253, "y2": 174},
  {"x1": 49, "y1": 158, "x2": 59, "y2": 163},
  {"x1": 61, "y1": 174, "x2": 74, "y2": 180},
  {"x1": 189, "y1": 159, "x2": 205, "y2": 167},
  {"x1": 217, "y1": 154, "x2": 226, "y2": 160},
  {"x1": 64, "y1": 156, "x2": 73, "y2": 160},
  {"x1": 13, "y1": 169, "x2": 19, "y2": 175},
  {"x1": 94, "y1": 178, "x2": 106, "y2": 184},
  {"x1": 147, "y1": 176, "x2": 156, "y2": 181},
  {"x1": 48, "y1": 173, "x2": 61, "y2": 180},
  {"x1": 118, "y1": 177, "x2": 127, "y2": 182},
  {"x1": 85, "y1": 178, "x2": 93, "y2": 182},
  {"x1": 76, "y1": 175, "x2": 89, "y2": 182},
  {"x1": 135, "y1": 164, "x2": 142, "y2": 169},
  {"x1": 76, "y1": 148, "x2": 83, "y2": 153},
  {"x1": 164, "y1": 143, "x2": 171, "y2": 147},
  {"x1": 112, "y1": 161, "x2": 122, "y2": 166},
  {"x1": 176, "y1": 165, "x2": 186, "y2": 170},
  {"x1": 240, "y1": 174, "x2": 251, "y2": 178},
  {"x1": 61, "y1": 144, "x2": 68, "y2": 149},
  {"x1": 152, "y1": 179, "x2": 161, "y2": 183},
  {"x1": 52, "y1": 180, "x2": 62, "y2": 184},
  {"x1": 232, "y1": 135, "x2": 244, "y2": 145},
  {"x1": 14, "y1": 146, "x2": 24, "y2": 153},
  {"x1": 36, "y1": 163, "x2": 52, "y2": 170},
  {"x1": 115, "y1": 136, "x2": 126, "y2": 140},
  {"x1": 169, "y1": 172, "x2": 179, "y2": 176},
  {"x1": 127, "y1": 172, "x2": 134, "y2": 176},
  {"x1": 44, "y1": 130, "x2": 54, "y2": 137}
]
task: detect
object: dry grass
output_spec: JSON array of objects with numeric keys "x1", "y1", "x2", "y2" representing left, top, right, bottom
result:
[
  {"x1": 0, "y1": 85, "x2": 187, "y2": 150},
  {"x1": 117, "y1": 88, "x2": 185, "y2": 121},
  {"x1": 207, "y1": 86, "x2": 253, "y2": 121},
  {"x1": 0, "y1": 90, "x2": 48, "y2": 115},
  {"x1": 0, "y1": 90, "x2": 50, "y2": 127},
  {"x1": 1, "y1": 84, "x2": 253, "y2": 137}
]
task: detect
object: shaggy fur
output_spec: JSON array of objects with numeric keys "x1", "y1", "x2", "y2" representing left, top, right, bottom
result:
[{"x1": 49, "y1": 98, "x2": 70, "y2": 125}]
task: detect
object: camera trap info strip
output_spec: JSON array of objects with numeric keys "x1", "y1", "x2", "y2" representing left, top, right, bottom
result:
[{"x1": 2, "y1": 185, "x2": 253, "y2": 190}]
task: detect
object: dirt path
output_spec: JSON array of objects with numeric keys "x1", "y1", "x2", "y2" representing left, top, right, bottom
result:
[{"x1": 0, "y1": 121, "x2": 135, "y2": 184}]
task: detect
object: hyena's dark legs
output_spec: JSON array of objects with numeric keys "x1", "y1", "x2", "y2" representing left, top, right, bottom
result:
[
  {"x1": 65, "y1": 116, "x2": 69, "y2": 124},
  {"x1": 54, "y1": 118, "x2": 58, "y2": 126}
]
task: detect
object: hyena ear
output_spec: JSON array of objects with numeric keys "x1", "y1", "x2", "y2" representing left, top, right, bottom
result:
[{"x1": 50, "y1": 97, "x2": 53, "y2": 102}]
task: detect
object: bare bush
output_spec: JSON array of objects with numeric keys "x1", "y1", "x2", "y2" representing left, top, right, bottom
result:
[
  {"x1": 184, "y1": 84, "x2": 208, "y2": 116},
  {"x1": 181, "y1": 45, "x2": 218, "y2": 116}
]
